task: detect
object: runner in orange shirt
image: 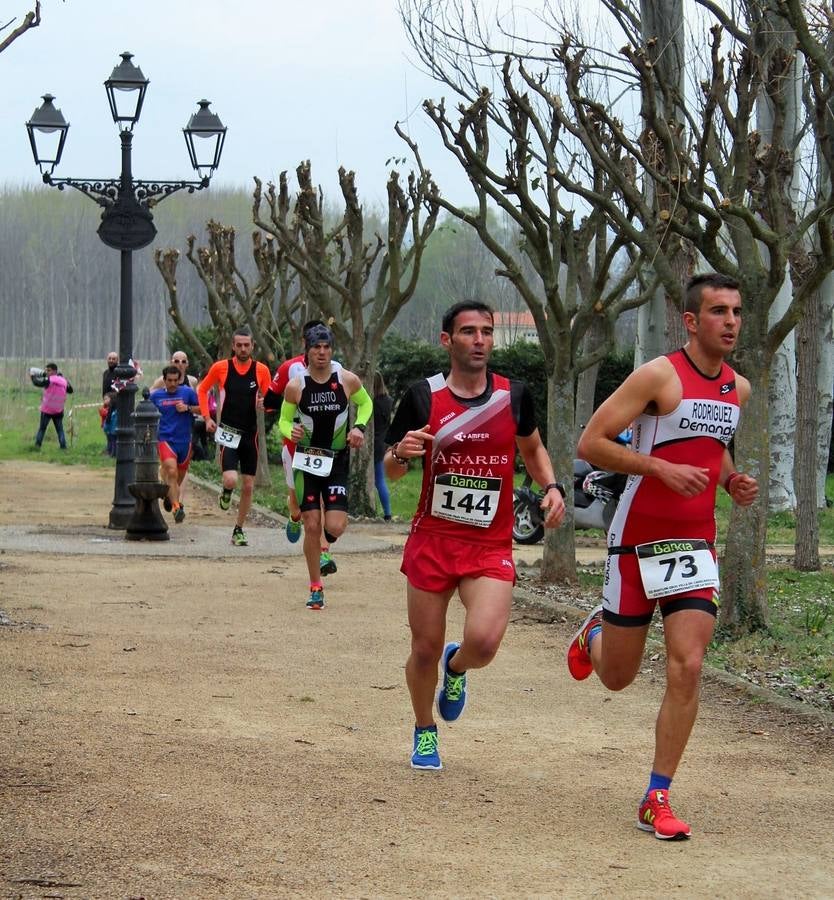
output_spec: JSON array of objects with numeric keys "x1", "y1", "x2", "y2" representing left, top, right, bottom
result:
[{"x1": 197, "y1": 327, "x2": 272, "y2": 547}]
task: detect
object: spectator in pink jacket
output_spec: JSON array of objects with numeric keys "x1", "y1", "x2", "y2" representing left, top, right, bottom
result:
[{"x1": 31, "y1": 363, "x2": 73, "y2": 450}]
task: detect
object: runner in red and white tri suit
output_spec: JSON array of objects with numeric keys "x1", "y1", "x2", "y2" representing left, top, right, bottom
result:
[
  {"x1": 567, "y1": 273, "x2": 758, "y2": 842},
  {"x1": 604, "y1": 348, "x2": 741, "y2": 623},
  {"x1": 385, "y1": 301, "x2": 565, "y2": 771}
]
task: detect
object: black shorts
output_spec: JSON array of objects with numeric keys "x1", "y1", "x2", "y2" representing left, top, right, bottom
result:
[
  {"x1": 294, "y1": 448, "x2": 349, "y2": 513},
  {"x1": 219, "y1": 430, "x2": 259, "y2": 477}
]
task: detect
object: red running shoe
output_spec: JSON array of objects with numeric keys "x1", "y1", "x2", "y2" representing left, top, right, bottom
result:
[
  {"x1": 566, "y1": 605, "x2": 603, "y2": 681},
  {"x1": 637, "y1": 789, "x2": 692, "y2": 840}
]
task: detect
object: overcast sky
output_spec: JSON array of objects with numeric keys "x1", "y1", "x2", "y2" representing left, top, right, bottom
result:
[{"x1": 0, "y1": 0, "x2": 482, "y2": 206}]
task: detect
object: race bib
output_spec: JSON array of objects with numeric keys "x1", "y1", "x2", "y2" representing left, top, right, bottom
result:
[
  {"x1": 431, "y1": 473, "x2": 501, "y2": 528},
  {"x1": 636, "y1": 539, "x2": 718, "y2": 599},
  {"x1": 216, "y1": 423, "x2": 242, "y2": 449},
  {"x1": 292, "y1": 446, "x2": 335, "y2": 477}
]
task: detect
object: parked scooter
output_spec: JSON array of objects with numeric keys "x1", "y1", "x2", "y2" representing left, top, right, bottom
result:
[{"x1": 512, "y1": 430, "x2": 630, "y2": 544}]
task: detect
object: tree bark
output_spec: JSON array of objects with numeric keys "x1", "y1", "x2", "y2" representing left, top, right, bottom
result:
[
  {"x1": 575, "y1": 315, "x2": 606, "y2": 435},
  {"x1": 794, "y1": 284, "x2": 821, "y2": 570},
  {"x1": 542, "y1": 345, "x2": 577, "y2": 582},
  {"x1": 767, "y1": 278, "x2": 797, "y2": 512},
  {"x1": 816, "y1": 274, "x2": 834, "y2": 507},
  {"x1": 720, "y1": 353, "x2": 770, "y2": 632}
]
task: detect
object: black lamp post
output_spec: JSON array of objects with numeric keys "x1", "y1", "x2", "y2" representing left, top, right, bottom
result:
[{"x1": 26, "y1": 52, "x2": 226, "y2": 529}]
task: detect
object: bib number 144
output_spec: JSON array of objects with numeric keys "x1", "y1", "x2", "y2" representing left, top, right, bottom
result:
[{"x1": 431, "y1": 473, "x2": 502, "y2": 528}]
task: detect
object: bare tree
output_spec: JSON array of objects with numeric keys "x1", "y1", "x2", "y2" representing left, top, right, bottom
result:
[
  {"x1": 0, "y1": 2, "x2": 43, "y2": 55},
  {"x1": 401, "y1": 0, "x2": 834, "y2": 624},
  {"x1": 400, "y1": 2, "x2": 657, "y2": 581},
  {"x1": 252, "y1": 161, "x2": 440, "y2": 515},
  {"x1": 155, "y1": 220, "x2": 303, "y2": 487},
  {"x1": 154, "y1": 220, "x2": 301, "y2": 370},
  {"x1": 788, "y1": 3, "x2": 834, "y2": 569},
  {"x1": 555, "y1": 0, "x2": 834, "y2": 629}
]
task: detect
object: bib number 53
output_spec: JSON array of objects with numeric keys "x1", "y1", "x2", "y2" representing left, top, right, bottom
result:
[{"x1": 215, "y1": 424, "x2": 242, "y2": 449}]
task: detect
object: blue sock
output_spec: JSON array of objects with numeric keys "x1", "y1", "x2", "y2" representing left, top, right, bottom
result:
[
  {"x1": 586, "y1": 623, "x2": 602, "y2": 651},
  {"x1": 645, "y1": 771, "x2": 672, "y2": 799}
]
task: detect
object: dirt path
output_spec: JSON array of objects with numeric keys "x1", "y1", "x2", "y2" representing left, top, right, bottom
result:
[{"x1": 1, "y1": 461, "x2": 832, "y2": 899}]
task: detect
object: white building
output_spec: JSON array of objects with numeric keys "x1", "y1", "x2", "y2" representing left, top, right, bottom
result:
[{"x1": 492, "y1": 311, "x2": 539, "y2": 347}]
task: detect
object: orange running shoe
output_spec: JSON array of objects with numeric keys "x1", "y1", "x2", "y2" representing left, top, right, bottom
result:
[
  {"x1": 637, "y1": 789, "x2": 691, "y2": 840},
  {"x1": 566, "y1": 605, "x2": 603, "y2": 680}
]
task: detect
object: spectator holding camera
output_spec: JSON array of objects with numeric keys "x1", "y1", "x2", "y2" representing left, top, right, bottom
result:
[{"x1": 30, "y1": 363, "x2": 73, "y2": 450}]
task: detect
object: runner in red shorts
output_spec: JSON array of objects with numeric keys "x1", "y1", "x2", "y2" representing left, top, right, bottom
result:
[
  {"x1": 567, "y1": 273, "x2": 758, "y2": 840},
  {"x1": 385, "y1": 300, "x2": 565, "y2": 771}
]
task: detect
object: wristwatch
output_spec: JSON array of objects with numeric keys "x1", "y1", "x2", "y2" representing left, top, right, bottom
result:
[{"x1": 354, "y1": 423, "x2": 367, "y2": 433}]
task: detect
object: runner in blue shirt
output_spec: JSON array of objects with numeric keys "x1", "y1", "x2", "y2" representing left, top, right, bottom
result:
[{"x1": 150, "y1": 365, "x2": 199, "y2": 523}]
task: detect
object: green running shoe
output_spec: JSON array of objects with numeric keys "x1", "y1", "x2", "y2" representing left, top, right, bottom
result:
[
  {"x1": 231, "y1": 526, "x2": 247, "y2": 547},
  {"x1": 173, "y1": 503, "x2": 185, "y2": 524},
  {"x1": 411, "y1": 725, "x2": 442, "y2": 770},
  {"x1": 219, "y1": 488, "x2": 232, "y2": 511},
  {"x1": 285, "y1": 518, "x2": 302, "y2": 543},
  {"x1": 319, "y1": 550, "x2": 337, "y2": 576}
]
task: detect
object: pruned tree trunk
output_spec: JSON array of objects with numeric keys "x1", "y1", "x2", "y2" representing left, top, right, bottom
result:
[
  {"x1": 254, "y1": 161, "x2": 439, "y2": 516},
  {"x1": 635, "y1": 0, "x2": 689, "y2": 364},
  {"x1": 575, "y1": 315, "x2": 606, "y2": 436},
  {"x1": 767, "y1": 278, "x2": 797, "y2": 512},
  {"x1": 794, "y1": 286, "x2": 821, "y2": 570},
  {"x1": 759, "y1": 33, "x2": 802, "y2": 513},
  {"x1": 543, "y1": 331, "x2": 579, "y2": 582},
  {"x1": 0, "y1": 3, "x2": 41, "y2": 55},
  {"x1": 816, "y1": 274, "x2": 834, "y2": 506},
  {"x1": 720, "y1": 351, "x2": 770, "y2": 632},
  {"x1": 635, "y1": 287, "x2": 667, "y2": 366},
  {"x1": 347, "y1": 437, "x2": 376, "y2": 518}
]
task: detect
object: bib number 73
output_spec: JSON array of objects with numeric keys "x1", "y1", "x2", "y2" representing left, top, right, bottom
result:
[{"x1": 635, "y1": 538, "x2": 718, "y2": 599}]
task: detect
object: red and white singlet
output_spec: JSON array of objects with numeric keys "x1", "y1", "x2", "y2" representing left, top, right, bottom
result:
[
  {"x1": 604, "y1": 349, "x2": 741, "y2": 616},
  {"x1": 412, "y1": 373, "x2": 519, "y2": 547}
]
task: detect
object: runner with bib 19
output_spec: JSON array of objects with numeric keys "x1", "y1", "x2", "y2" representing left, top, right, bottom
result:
[{"x1": 278, "y1": 324, "x2": 372, "y2": 611}]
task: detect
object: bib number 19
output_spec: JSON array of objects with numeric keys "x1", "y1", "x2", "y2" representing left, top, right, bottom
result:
[{"x1": 292, "y1": 446, "x2": 334, "y2": 477}]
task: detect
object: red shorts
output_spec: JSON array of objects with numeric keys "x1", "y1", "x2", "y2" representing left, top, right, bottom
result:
[
  {"x1": 158, "y1": 441, "x2": 192, "y2": 471},
  {"x1": 401, "y1": 530, "x2": 516, "y2": 594},
  {"x1": 603, "y1": 548, "x2": 719, "y2": 625}
]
